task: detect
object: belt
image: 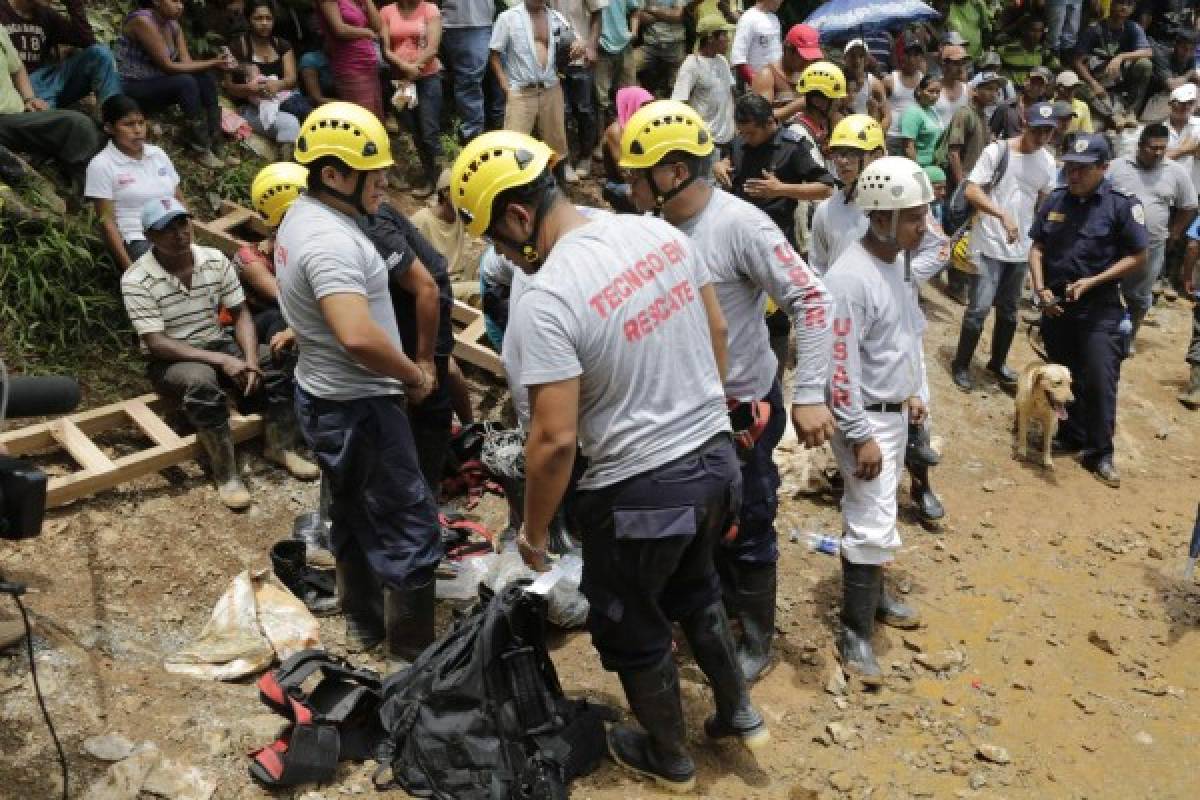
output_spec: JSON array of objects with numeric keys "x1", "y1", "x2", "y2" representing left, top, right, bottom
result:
[
  {"x1": 513, "y1": 81, "x2": 554, "y2": 91},
  {"x1": 864, "y1": 402, "x2": 905, "y2": 413}
]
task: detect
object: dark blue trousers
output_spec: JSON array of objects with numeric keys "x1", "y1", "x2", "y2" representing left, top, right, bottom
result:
[
  {"x1": 1041, "y1": 306, "x2": 1125, "y2": 461},
  {"x1": 574, "y1": 434, "x2": 741, "y2": 672},
  {"x1": 719, "y1": 380, "x2": 786, "y2": 567},
  {"x1": 295, "y1": 389, "x2": 442, "y2": 589}
]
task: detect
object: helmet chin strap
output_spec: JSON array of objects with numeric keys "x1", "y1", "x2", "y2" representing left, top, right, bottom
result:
[
  {"x1": 491, "y1": 189, "x2": 554, "y2": 267},
  {"x1": 649, "y1": 166, "x2": 696, "y2": 216},
  {"x1": 324, "y1": 172, "x2": 370, "y2": 215}
]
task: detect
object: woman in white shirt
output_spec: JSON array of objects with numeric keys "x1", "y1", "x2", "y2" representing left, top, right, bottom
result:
[{"x1": 85, "y1": 95, "x2": 182, "y2": 270}]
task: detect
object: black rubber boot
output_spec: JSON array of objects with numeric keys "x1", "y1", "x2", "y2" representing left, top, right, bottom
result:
[
  {"x1": 951, "y1": 325, "x2": 982, "y2": 391},
  {"x1": 909, "y1": 463, "x2": 945, "y2": 521},
  {"x1": 335, "y1": 548, "x2": 384, "y2": 652},
  {"x1": 546, "y1": 507, "x2": 577, "y2": 555},
  {"x1": 986, "y1": 317, "x2": 1019, "y2": 385},
  {"x1": 292, "y1": 511, "x2": 333, "y2": 554},
  {"x1": 271, "y1": 540, "x2": 338, "y2": 615},
  {"x1": 839, "y1": 558, "x2": 883, "y2": 688},
  {"x1": 384, "y1": 575, "x2": 436, "y2": 668},
  {"x1": 679, "y1": 602, "x2": 769, "y2": 750},
  {"x1": 609, "y1": 656, "x2": 696, "y2": 793},
  {"x1": 876, "y1": 574, "x2": 921, "y2": 629},
  {"x1": 727, "y1": 562, "x2": 776, "y2": 684},
  {"x1": 905, "y1": 422, "x2": 940, "y2": 468}
]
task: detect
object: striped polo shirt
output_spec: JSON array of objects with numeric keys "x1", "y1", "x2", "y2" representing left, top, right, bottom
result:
[{"x1": 121, "y1": 245, "x2": 246, "y2": 345}]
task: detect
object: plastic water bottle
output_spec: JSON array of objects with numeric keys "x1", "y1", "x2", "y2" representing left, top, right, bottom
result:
[
  {"x1": 805, "y1": 533, "x2": 840, "y2": 556},
  {"x1": 1118, "y1": 311, "x2": 1133, "y2": 337}
]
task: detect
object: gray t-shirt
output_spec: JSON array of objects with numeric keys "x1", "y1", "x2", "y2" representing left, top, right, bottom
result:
[
  {"x1": 677, "y1": 188, "x2": 832, "y2": 405},
  {"x1": 810, "y1": 188, "x2": 869, "y2": 276},
  {"x1": 442, "y1": 0, "x2": 495, "y2": 28},
  {"x1": 1106, "y1": 156, "x2": 1197, "y2": 245},
  {"x1": 825, "y1": 241, "x2": 923, "y2": 444},
  {"x1": 505, "y1": 212, "x2": 729, "y2": 489},
  {"x1": 671, "y1": 53, "x2": 735, "y2": 145},
  {"x1": 276, "y1": 195, "x2": 405, "y2": 401}
]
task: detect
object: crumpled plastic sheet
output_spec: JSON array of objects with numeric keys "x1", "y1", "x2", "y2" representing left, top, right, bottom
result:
[
  {"x1": 437, "y1": 550, "x2": 588, "y2": 629},
  {"x1": 164, "y1": 568, "x2": 320, "y2": 681}
]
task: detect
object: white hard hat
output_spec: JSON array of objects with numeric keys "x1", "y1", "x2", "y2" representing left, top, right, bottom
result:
[{"x1": 854, "y1": 156, "x2": 935, "y2": 212}]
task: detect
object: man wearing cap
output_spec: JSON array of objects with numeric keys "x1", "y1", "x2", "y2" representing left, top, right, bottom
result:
[
  {"x1": 1029, "y1": 133, "x2": 1148, "y2": 487},
  {"x1": 991, "y1": 65, "x2": 1054, "y2": 138},
  {"x1": 950, "y1": 102, "x2": 1058, "y2": 392},
  {"x1": 749, "y1": 22, "x2": 821, "y2": 121},
  {"x1": 940, "y1": 71, "x2": 1003, "y2": 197},
  {"x1": 120, "y1": 197, "x2": 317, "y2": 510},
  {"x1": 884, "y1": 35, "x2": 926, "y2": 156},
  {"x1": 730, "y1": 0, "x2": 781, "y2": 87},
  {"x1": 410, "y1": 168, "x2": 476, "y2": 302},
  {"x1": 1074, "y1": 0, "x2": 1154, "y2": 122},
  {"x1": 842, "y1": 38, "x2": 889, "y2": 124},
  {"x1": 672, "y1": 16, "x2": 736, "y2": 152},
  {"x1": 1106, "y1": 122, "x2": 1196, "y2": 348},
  {"x1": 1055, "y1": 70, "x2": 1094, "y2": 133}
]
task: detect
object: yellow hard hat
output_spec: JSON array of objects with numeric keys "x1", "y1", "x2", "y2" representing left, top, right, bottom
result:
[
  {"x1": 829, "y1": 114, "x2": 885, "y2": 152},
  {"x1": 251, "y1": 162, "x2": 308, "y2": 227},
  {"x1": 450, "y1": 130, "x2": 555, "y2": 236},
  {"x1": 295, "y1": 101, "x2": 394, "y2": 170},
  {"x1": 618, "y1": 100, "x2": 714, "y2": 170},
  {"x1": 797, "y1": 61, "x2": 847, "y2": 99}
]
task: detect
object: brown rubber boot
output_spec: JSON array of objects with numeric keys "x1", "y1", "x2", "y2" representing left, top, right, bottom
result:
[
  {"x1": 263, "y1": 410, "x2": 320, "y2": 480},
  {"x1": 197, "y1": 425, "x2": 251, "y2": 510}
]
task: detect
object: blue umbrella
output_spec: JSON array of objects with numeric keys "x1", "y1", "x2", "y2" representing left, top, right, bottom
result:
[{"x1": 804, "y1": 0, "x2": 941, "y2": 42}]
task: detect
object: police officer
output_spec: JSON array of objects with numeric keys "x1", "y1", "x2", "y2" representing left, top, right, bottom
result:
[
  {"x1": 450, "y1": 130, "x2": 768, "y2": 792},
  {"x1": 619, "y1": 100, "x2": 835, "y2": 684},
  {"x1": 1029, "y1": 133, "x2": 1149, "y2": 488},
  {"x1": 276, "y1": 103, "x2": 443, "y2": 664}
]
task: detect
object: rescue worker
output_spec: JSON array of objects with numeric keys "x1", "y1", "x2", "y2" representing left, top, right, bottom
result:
[
  {"x1": 450, "y1": 130, "x2": 768, "y2": 792},
  {"x1": 792, "y1": 61, "x2": 847, "y2": 147},
  {"x1": 1029, "y1": 133, "x2": 1148, "y2": 488},
  {"x1": 825, "y1": 156, "x2": 933, "y2": 686},
  {"x1": 811, "y1": 116, "x2": 945, "y2": 525},
  {"x1": 619, "y1": 100, "x2": 835, "y2": 684},
  {"x1": 275, "y1": 102, "x2": 443, "y2": 664}
]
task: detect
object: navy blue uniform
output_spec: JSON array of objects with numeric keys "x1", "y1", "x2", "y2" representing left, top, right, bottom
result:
[{"x1": 1030, "y1": 179, "x2": 1148, "y2": 461}]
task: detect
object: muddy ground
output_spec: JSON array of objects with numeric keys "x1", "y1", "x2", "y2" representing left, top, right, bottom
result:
[{"x1": 2, "y1": 190, "x2": 1199, "y2": 799}]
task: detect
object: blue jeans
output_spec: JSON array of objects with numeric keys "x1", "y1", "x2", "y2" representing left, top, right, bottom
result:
[
  {"x1": 1121, "y1": 240, "x2": 1166, "y2": 319},
  {"x1": 441, "y1": 26, "x2": 498, "y2": 141},
  {"x1": 718, "y1": 381, "x2": 786, "y2": 567},
  {"x1": 1045, "y1": 0, "x2": 1084, "y2": 52},
  {"x1": 121, "y1": 71, "x2": 218, "y2": 118},
  {"x1": 239, "y1": 105, "x2": 301, "y2": 143},
  {"x1": 397, "y1": 73, "x2": 444, "y2": 181},
  {"x1": 31, "y1": 44, "x2": 121, "y2": 108},
  {"x1": 963, "y1": 255, "x2": 1027, "y2": 339}
]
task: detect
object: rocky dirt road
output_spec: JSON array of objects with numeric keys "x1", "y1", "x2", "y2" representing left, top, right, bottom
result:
[{"x1": 2, "y1": 250, "x2": 1198, "y2": 800}]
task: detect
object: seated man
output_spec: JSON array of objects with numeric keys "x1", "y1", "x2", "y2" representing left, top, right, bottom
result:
[
  {"x1": 0, "y1": 0, "x2": 120, "y2": 109},
  {"x1": 409, "y1": 169, "x2": 477, "y2": 303},
  {"x1": 1073, "y1": 0, "x2": 1154, "y2": 122},
  {"x1": 121, "y1": 197, "x2": 317, "y2": 511},
  {"x1": 0, "y1": 24, "x2": 100, "y2": 183}
]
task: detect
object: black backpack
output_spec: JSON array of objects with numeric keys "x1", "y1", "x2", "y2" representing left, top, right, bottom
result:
[{"x1": 375, "y1": 584, "x2": 613, "y2": 800}]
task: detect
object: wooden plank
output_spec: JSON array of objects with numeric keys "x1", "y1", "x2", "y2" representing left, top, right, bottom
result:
[
  {"x1": 453, "y1": 336, "x2": 504, "y2": 376},
  {"x1": 451, "y1": 299, "x2": 478, "y2": 325},
  {"x1": 123, "y1": 399, "x2": 182, "y2": 447},
  {"x1": 192, "y1": 218, "x2": 243, "y2": 257},
  {"x1": 45, "y1": 413, "x2": 263, "y2": 508},
  {"x1": 52, "y1": 419, "x2": 116, "y2": 474}
]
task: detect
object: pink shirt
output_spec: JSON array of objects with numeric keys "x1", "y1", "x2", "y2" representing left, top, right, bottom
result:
[
  {"x1": 380, "y1": 2, "x2": 441, "y2": 78},
  {"x1": 320, "y1": 0, "x2": 379, "y2": 75}
]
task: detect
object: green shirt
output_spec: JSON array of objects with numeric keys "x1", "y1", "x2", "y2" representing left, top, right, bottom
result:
[
  {"x1": 900, "y1": 103, "x2": 944, "y2": 167},
  {"x1": 946, "y1": 0, "x2": 990, "y2": 60},
  {"x1": 997, "y1": 42, "x2": 1043, "y2": 87},
  {"x1": 0, "y1": 26, "x2": 24, "y2": 114}
]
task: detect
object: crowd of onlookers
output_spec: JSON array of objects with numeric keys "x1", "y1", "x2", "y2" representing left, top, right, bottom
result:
[{"x1": 3, "y1": 0, "x2": 1200, "y2": 408}]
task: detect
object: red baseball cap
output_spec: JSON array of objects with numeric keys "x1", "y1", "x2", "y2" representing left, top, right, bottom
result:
[{"x1": 785, "y1": 24, "x2": 823, "y2": 60}]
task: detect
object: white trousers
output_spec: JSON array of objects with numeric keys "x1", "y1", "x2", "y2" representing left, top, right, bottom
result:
[{"x1": 831, "y1": 410, "x2": 907, "y2": 565}]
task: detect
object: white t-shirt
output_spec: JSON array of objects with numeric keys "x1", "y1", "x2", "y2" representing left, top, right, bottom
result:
[
  {"x1": 671, "y1": 53, "x2": 735, "y2": 144},
  {"x1": 1167, "y1": 118, "x2": 1200, "y2": 204},
  {"x1": 809, "y1": 188, "x2": 869, "y2": 276},
  {"x1": 730, "y1": 7, "x2": 780, "y2": 70},
  {"x1": 505, "y1": 212, "x2": 729, "y2": 489},
  {"x1": 968, "y1": 141, "x2": 1056, "y2": 262},
  {"x1": 84, "y1": 141, "x2": 180, "y2": 243},
  {"x1": 275, "y1": 195, "x2": 406, "y2": 401},
  {"x1": 933, "y1": 82, "x2": 969, "y2": 130},
  {"x1": 677, "y1": 188, "x2": 831, "y2": 405}
]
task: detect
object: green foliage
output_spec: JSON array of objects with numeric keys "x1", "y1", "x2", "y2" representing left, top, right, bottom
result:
[{"x1": 0, "y1": 210, "x2": 130, "y2": 370}]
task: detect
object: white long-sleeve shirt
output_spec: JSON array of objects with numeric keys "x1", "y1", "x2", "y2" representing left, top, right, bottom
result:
[
  {"x1": 825, "y1": 241, "x2": 923, "y2": 444},
  {"x1": 677, "y1": 188, "x2": 832, "y2": 404}
]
